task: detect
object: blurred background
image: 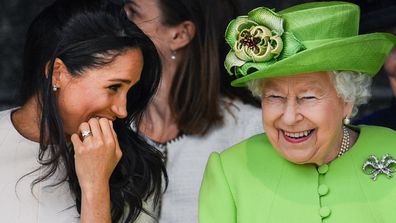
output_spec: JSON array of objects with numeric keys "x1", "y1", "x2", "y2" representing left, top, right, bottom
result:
[{"x1": 1, "y1": 0, "x2": 396, "y2": 120}]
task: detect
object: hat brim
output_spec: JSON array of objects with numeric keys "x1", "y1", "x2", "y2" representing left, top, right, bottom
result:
[{"x1": 231, "y1": 33, "x2": 396, "y2": 87}]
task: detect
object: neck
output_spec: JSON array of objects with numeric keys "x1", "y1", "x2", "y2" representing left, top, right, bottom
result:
[
  {"x1": 322, "y1": 126, "x2": 358, "y2": 165},
  {"x1": 139, "y1": 55, "x2": 180, "y2": 143},
  {"x1": 140, "y1": 96, "x2": 179, "y2": 143},
  {"x1": 11, "y1": 96, "x2": 41, "y2": 143}
]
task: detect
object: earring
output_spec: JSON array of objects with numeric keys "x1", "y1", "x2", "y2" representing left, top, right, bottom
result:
[
  {"x1": 171, "y1": 51, "x2": 176, "y2": 60},
  {"x1": 53, "y1": 85, "x2": 58, "y2": 92},
  {"x1": 343, "y1": 117, "x2": 350, "y2": 125}
]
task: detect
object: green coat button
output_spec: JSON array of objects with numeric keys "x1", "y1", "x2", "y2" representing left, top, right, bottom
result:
[
  {"x1": 319, "y1": 207, "x2": 331, "y2": 218},
  {"x1": 318, "y1": 184, "x2": 329, "y2": 196},
  {"x1": 317, "y1": 164, "x2": 329, "y2": 174}
]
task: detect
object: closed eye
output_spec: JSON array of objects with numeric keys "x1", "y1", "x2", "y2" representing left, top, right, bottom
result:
[
  {"x1": 297, "y1": 96, "x2": 318, "y2": 103},
  {"x1": 268, "y1": 95, "x2": 284, "y2": 99},
  {"x1": 301, "y1": 96, "x2": 317, "y2": 100},
  {"x1": 264, "y1": 94, "x2": 286, "y2": 103}
]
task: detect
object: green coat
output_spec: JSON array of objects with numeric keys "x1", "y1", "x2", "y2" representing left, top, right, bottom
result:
[{"x1": 199, "y1": 126, "x2": 396, "y2": 223}]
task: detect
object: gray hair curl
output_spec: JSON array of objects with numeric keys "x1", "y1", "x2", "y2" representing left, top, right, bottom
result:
[{"x1": 247, "y1": 71, "x2": 372, "y2": 118}]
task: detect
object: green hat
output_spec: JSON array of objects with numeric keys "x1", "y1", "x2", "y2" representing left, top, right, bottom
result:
[{"x1": 225, "y1": 1, "x2": 396, "y2": 87}]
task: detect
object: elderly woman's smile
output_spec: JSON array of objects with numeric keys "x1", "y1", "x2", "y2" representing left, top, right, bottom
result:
[
  {"x1": 260, "y1": 72, "x2": 353, "y2": 165},
  {"x1": 282, "y1": 129, "x2": 314, "y2": 142}
]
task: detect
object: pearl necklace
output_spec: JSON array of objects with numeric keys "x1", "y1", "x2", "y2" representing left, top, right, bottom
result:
[{"x1": 337, "y1": 125, "x2": 350, "y2": 157}]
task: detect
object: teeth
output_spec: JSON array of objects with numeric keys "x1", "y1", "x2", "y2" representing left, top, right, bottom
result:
[{"x1": 284, "y1": 130, "x2": 312, "y2": 138}]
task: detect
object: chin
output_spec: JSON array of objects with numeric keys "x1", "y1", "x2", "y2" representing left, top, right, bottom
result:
[{"x1": 278, "y1": 148, "x2": 315, "y2": 165}]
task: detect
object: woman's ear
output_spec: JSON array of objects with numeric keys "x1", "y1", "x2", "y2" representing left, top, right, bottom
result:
[
  {"x1": 169, "y1": 20, "x2": 196, "y2": 51},
  {"x1": 51, "y1": 58, "x2": 70, "y2": 90}
]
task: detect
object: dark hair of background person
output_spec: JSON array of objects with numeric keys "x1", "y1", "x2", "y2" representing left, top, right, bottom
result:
[
  {"x1": 19, "y1": 0, "x2": 167, "y2": 222},
  {"x1": 158, "y1": 0, "x2": 260, "y2": 135}
]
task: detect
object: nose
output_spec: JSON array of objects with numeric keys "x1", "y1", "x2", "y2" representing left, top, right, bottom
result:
[
  {"x1": 111, "y1": 95, "x2": 128, "y2": 119},
  {"x1": 281, "y1": 98, "x2": 303, "y2": 125}
]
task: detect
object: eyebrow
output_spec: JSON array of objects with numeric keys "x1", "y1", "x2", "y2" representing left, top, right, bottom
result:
[
  {"x1": 108, "y1": 79, "x2": 132, "y2": 84},
  {"x1": 264, "y1": 79, "x2": 326, "y2": 89},
  {"x1": 124, "y1": 0, "x2": 137, "y2": 7}
]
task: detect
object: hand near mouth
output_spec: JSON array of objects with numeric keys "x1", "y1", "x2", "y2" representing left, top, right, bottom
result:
[{"x1": 70, "y1": 117, "x2": 122, "y2": 223}]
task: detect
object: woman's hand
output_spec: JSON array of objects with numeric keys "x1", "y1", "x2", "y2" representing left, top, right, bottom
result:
[
  {"x1": 70, "y1": 117, "x2": 122, "y2": 223},
  {"x1": 71, "y1": 117, "x2": 122, "y2": 190}
]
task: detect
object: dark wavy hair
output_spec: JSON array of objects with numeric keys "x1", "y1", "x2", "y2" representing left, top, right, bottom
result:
[
  {"x1": 19, "y1": 0, "x2": 167, "y2": 222},
  {"x1": 158, "y1": 0, "x2": 260, "y2": 135}
]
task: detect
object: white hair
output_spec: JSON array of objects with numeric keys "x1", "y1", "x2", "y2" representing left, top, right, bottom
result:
[{"x1": 247, "y1": 71, "x2": 372, "y2": 118}]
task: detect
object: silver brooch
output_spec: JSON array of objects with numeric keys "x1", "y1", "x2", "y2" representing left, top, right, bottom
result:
[{"x1": 362, "y1": 154, "x2": 396, "y2": 180}]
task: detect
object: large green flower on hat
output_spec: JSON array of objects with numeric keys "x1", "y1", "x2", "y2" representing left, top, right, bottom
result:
[{"x1": 225, "y1": 7, "x2": 306, "y2": 78}]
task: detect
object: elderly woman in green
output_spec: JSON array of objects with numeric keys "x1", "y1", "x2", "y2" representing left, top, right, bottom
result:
[{"x1": 199, "y1": 2, "x2": 396, "y2": 223}]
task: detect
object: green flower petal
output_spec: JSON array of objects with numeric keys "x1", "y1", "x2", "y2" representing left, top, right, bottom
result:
[
  {"x1": 239, "y1": 60, "x2": 275, "y2": 76},
  {"x1": 225, "y1": 16, "x2": 258, "y2": 49},
  {"x1": 270, "y1": 35, "x2": 283, "y2": 56},
  {"x1": 278, "y1": 32, "x2": 306, "y2": 59},
  {"x1": 233, "y1": 24, "x2": 283, "y2": 62},
  {"x1": 234, "y1": 44, "x2": 253, "y2": 61},
  {"x1": 224, "y1": 7, "x2": 305, "y2": 78},
  {"x1": 250, "y1": 43, "x2": 273, "y2": 62},
  {"x1": 248, "y1": 7, "x2": 284, "y2": 35},
  {"x1": 225, "y1": 51, "x2": 246, "y2": 76}
]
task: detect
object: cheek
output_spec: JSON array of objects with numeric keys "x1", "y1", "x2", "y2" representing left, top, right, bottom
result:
[
  {"x1": 138, "y1": 23, "x2": 162, "y2": 42},
  {"x1": 57, "y1": 94, "x2": 87, "y2": 133},
  {"x1": 136, "y1": 23, "x2": 153, "y2": 35},
  {"x1": 261, "y1": 102, "x2": 281, "y2": 128},
  {"x1": 57, "y1": 88, "x2": 106, "y2": 133},
  {"x1": 261, "y1": 106, "x2": 280, "y2": 143},
  {"x1": 308, "y1": 101, "x2": 344, "y2": 148},
  {"x1": 308, "y1": 100, "x2": 344, "y2": 126}
]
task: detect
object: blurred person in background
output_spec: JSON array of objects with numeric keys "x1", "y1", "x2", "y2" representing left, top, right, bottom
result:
[
  {"x1": 354, "y1": 43, "x2": 396, "y2": 129},
  {"x1": 123, "y1": 0, "x2": 262, "y2": 222}
]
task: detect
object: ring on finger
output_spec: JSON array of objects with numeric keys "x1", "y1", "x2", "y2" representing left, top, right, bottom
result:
[{"x1": 81, "y1": 129, "x2": 92, "y2": 139}]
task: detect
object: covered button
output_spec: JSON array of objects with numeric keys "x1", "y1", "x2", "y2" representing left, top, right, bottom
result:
[
  {"x1": 317, "y1": 164, "x2": 329, "y2": 174},
  {"x1": 319, "y1": 207, "x2": 331, "y2": 218},
  {"x1": 318, "y1": 184, "x2": 329, "y2": 196}
]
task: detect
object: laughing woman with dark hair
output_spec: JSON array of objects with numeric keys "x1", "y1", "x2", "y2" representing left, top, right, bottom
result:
[{"x1": 0, "y1": 0, "x2": 166, "y2": 222}]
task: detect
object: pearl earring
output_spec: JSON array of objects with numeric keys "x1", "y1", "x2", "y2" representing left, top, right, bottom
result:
[
  {"x1": 53, "y1": 85, "x2": 58, "y2": 92},
  {"x1": 171, "y1": 51, "x2": 176, "y2": 60},
  {"x1": 343, "y1": 117, "x2": 350, "y2": 125}
]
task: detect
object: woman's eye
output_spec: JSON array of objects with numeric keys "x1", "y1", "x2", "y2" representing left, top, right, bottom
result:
[
  {"x1": 298, "y1": 96, "x2": 317, "y2": 102},
  {"x1": 124, "y1": 5, "x2": 138, "y2": 19},
  {"x1": 269, "y1": 95, "x2": 284, "y2": 99},
  {"x1": 264, "y1": 95, "x2": 285, "y2": 102},
  {"x1": 109, "y1": 84, "x2": 121, "y2": 92}
]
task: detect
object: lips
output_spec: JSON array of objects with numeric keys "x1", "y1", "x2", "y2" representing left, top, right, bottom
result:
[{"x1": 282, "y1": 129, "x2": 314, "y2": 143}]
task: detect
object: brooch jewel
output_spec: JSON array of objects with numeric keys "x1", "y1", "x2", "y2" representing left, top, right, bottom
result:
[{"x1": 362, "y1": 154, "x2": 396, "y2": 181}]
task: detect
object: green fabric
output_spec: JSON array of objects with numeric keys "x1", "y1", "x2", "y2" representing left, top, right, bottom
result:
[
  {"x1": 199, "y1": 125, "x2": 396, "y2": 223},
  {"x1": 223, "y1": 2, "x2": 396, "y2": 87}
]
